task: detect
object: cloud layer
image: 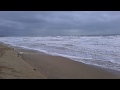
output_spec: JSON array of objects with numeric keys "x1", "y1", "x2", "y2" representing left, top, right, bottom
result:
[{"x1": 0, "y1": 11, "x2": 120, "y2": 36}]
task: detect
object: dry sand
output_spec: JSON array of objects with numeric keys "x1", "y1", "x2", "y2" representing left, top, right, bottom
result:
[
  {"x1": 1, "y1": 43, "x2": 120, "y2": 79},
  {"x1": 0, "y1": 43, "x2": 46, "y2": 79}
]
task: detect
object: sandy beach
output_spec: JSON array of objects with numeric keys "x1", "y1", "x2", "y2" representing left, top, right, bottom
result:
[
  {"x1": 0, "y1": 43, "x2": 120, "y2": 79},
  {"x1": 0, "y1": 43, "x2": 46, "y2": 79}
]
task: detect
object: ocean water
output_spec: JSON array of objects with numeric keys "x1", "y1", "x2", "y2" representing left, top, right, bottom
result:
[{"x1": 0, "y1": 35, "x2": 120, "y2": 71}]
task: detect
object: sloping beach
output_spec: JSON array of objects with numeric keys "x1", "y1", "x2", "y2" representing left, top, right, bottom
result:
[
  {"x1": 0, "y1": 43, "x2": 46, "y2": 79},
  {"x1": 0, "y1": 43, "x2": 120, "y2": 79}
]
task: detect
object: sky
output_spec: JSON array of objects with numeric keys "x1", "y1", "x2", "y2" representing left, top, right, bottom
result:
[{"x1": 0, "y1": 11, "x2": 120, "y2": 36}]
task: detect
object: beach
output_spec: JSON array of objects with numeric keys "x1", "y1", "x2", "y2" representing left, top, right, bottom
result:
[
  {"x1": 0, "y1": 43, "x2": 46, "y2": 79},
  {"x1": 0, "y1": 43, "x2": 120, "y2": 79}
]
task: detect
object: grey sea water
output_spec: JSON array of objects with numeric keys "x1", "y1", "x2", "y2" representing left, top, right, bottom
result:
[{"x1": 0, "y1": 35, "x2": 120, "y2": 71}]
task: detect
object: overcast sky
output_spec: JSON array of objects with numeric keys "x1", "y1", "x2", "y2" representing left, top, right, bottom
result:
[{"x1": 0, "y1": 11, "x2": 120, "y2": 36}]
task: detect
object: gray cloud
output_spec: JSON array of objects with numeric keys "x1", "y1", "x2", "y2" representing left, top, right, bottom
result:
[{"x1": 0, "y1": 11, "x2": 120, "y2": 36}]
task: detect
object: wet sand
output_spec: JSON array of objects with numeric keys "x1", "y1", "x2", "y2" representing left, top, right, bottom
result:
[{"x1": 16, "y1": 48, "x2": 120, "y2": 79}]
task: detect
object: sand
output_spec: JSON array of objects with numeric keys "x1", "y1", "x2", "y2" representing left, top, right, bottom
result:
[
  {"x1": 0, "y1": 43, "x2": 120, "y2": 79},
  {"x1": 16, "y1": 48, "x2": 120, "y2": 79},
  {"x1": 0, "y1": 43, "x2": 46, "y2": 79}
]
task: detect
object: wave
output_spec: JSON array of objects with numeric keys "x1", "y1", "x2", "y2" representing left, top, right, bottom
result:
[{"x1": 1, "y1": 35, "x2": 120, "y2": 71}]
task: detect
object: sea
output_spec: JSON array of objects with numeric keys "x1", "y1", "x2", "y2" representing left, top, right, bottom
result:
[{"x1": 0, "y1": 35, "x2": 120, "y2": 71}]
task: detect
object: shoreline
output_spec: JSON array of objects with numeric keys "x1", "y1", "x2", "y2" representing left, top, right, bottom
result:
[
  {"x1": 15, "y1": 47, "x2": 120, "y2": 74},
  {"x1": 15, "y1": 46, "x2": 120, "y2": 79},
  {"x1": 1, "y1": 43, "x2": 120, "y2": 79}
]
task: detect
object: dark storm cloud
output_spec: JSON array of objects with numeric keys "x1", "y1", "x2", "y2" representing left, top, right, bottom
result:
[{"x1": 0, "y1": 11, "x2": 120, "y2": 36}]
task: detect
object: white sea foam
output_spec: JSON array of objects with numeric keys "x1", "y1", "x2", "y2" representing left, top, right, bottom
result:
[{"x1": 1, "y1": 35, "x2": 120, "y2": 71}]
